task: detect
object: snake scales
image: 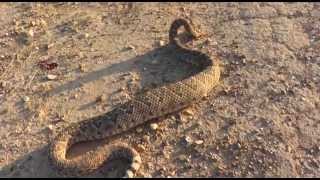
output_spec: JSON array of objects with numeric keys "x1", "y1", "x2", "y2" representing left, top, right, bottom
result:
[{"x1": 48, "y1": 18, "x2": 221, "y2": 177}]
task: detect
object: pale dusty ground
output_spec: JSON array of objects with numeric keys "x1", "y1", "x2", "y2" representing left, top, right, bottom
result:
[{"x1": 0, "y1": 2, "x2": 319, "y2": 178}]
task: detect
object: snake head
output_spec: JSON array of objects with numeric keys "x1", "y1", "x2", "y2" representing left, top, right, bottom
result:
[{"x1": 186, "y1": 17, "x2": 206, "y2": 39}]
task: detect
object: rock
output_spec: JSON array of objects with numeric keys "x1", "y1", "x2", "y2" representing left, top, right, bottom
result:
[
  {"x1": 96, "y1": 94, "x2": 107, "y2": 103},
  {"x1": 178, "y1": 154, "x2": 189, "y2": 162},
  {"x1": 143, "y1": 135, "x2": 150, "y2": 143},
  {"x1": 124, "y1": 170, "x2": 134, "y2": 178},
  {"x1": 72, "y1": 94, "x2": 78, "y2": 99},
  {"x1": 47, "y1": 124, "x2": 53, "y2": 130},
  {"x1": 150, "y1": 123, "x2": 158, "y2": 130},
  {"x1": 178, "y1": 115, "x2": 188, "y2": 123},
  {"x1": 131, "y1": 162, "x2": 140, "y2": 171},
  {"x1": 159, "y1": 40, "x2": 165, "y2": 46},
  {"x1": 236, "y1": 142, "x2": 241, "y2": 149},
  {"x1": 183, "y1": 108, "x2": 194, "y2": 116},
  {"x1": 84, "y1": 33, "x2": 89, "y2": 38},
  {"x1": 136, "y1": 144, "x2": 146, "y2": 152},
  {"x1": 163, "y1": 151, "x2": 170, "y2": 159},
  {"x1": 195, "y1": 140, "x2": 204, "y2": 145},
  {"x1": 127, "y1": 45, "x2": 135, "y2": 50},
  {"x1": 47, "y1": 74, "x2": 57, "y2": 80},
  {"x1": 23, "y1": 96, "x2": 30, "y2": 102},
  {"x1": 30, "y1": 21, "x2": 36, "y2": 26},
  {"x1": 0, "y1": 81, "x2": 6, "y2": 88},
  {"x1": 28, "y1": 29, "x2": 34, "y2": 37},
  {"x1": 183, "y1": 135, "x2": 193, "y2": 144},
  {"x1": 136, "y1": 127, "x2": 143, "y2": 133},
  {"x1": 47, "y1": 43, "x2": 54, "y2": 49}
]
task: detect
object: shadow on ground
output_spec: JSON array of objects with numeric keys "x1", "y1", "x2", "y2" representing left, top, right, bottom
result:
[{"x1": 0, "y1": 37, "x2": 210, "y2": 177}]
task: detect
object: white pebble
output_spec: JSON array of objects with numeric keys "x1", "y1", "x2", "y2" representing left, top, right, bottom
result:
[
  {"x1": 184, "y1": 136, "x2": 193, "y2": 144},
  {"x1": 28, "y1": 29, "x2": 34, "y2": 37},
  {"x1": 47, "y1": 124, "x2": 53, "y2": 130},
  {"x1": 159, "y1": 40, "x2": 165, "y2": 46},
  {"x1": 150, "y1": 123, "x2": 158, "y2": 130},
  {"x1": 195, "y1": 140, "x2": 204, "y2": 145},
  {"x1": 124, "y1": 170, "x2": 134, "y2": 178},
  {"x1": 130, "y1": 162, "x2": 140, "y2": 171},
  {"x1": 183, "y1": 109, "x2": 194, "y2": 116},
  {"x1": 47, "y1": 74, "x2": 57, "y2": 80},
  {"x1": 23, "y1": 96, "x2": 30, "y2": 102},
  {"x1": 136, "y1": 127, "x2": 143, "y2": 133}
]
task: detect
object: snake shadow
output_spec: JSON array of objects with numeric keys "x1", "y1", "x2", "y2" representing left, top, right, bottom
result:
[{"x1": 0, "y1": 36, "x2": 207, "y2": 177}]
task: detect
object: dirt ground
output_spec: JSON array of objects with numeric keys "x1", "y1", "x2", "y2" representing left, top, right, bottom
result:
[{"x1": 0, "y1": 2, "x2": 319, "y2": 178}]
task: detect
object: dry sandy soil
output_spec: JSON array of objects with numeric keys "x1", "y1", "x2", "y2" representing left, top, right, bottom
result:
[{"x1": 0, "y1": 2, "x2": 319, "y2": 178}]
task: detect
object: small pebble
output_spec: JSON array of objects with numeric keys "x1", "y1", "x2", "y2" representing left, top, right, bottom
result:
[
  {"x1": 150, "y1": 123, "x2": 158, "y2": 130},
  {"x1": 73, "y1": 94, "x2": 78, "y2": 99},
  {"x1": 136, "y1": 127, "x2": 143, "y2": 133},
  {"x1": 28, "y1": 29, "x2": 34, "y2": 37},
  {"x1": 78, "y1": 52, "x2": 85, "y2": 58},
  {"x1": 47, "y1": 43, "x2": 54, "y2": 49},
  {"x1": 47, "y1": 124, "x2": 53, "y2": 130},
  {"x1": 178, "y1": 115, "x2": 188, "y2": 123},
  {"x1": 23, "y1": 96, "x2": 30, "y2": 102},
  {"x1": 183, "y1": 109, "x2": 194, "y2": 116},
  {"x1": 84, "y1": 33, "x2": 89, "y2": 38},
  {"x1": 96, "y1": 94, "x2": 107, "y2": 103},
  {"x1": 0, "y1": 81, "x2": 6, "y2": 88},
  {"x1": 142, "y1": 135, "x2": 150, "y2": 143},
  {"x1": 131, "y1": 162, "x2": 140, "y2": 171},
  {"x1": 184, "y1": 135, "x2": 193, "y2": 144},
  {"x1": 30, "y1": 21, "x2": 36, "y2": 26},
  {"x1": 47, "y1": 74, "x2": 57, "y2": 80},
  {"x1": 195, "y1": 140, "x2": 204, "y2": 145},
  {"x1": 163, "y1": 151, "x2": 170, "y2": 159},
  {"x1": 159, "y1": 40, "x2": 165, "y2": 46},
  {"x1": 127, "y1": 45, "x2": 135, "y2": 50},
  {"x1": 178, "y1": 154, "x2": 189, "y2": 162},
  {"x1": 136, "y1": 144, "x2": 146, "y2": 152},
  {"x1": 125, "y1": 170, "x2": 134, "y2": 178}
]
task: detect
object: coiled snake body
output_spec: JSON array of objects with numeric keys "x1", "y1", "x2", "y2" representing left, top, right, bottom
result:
[{"x1": 49, "y1": 18, "x2": 221, "y2": 177}]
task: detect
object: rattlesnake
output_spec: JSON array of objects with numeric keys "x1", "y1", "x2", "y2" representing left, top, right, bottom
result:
[{"x1": 48, "y1": 18, "x2": 221, "y2": 177}]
